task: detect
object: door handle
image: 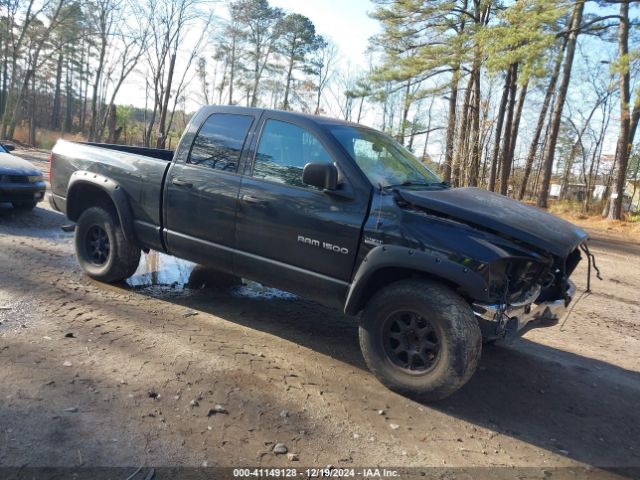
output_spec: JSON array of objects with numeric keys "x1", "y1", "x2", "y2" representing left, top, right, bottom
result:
[
  {"x1": 241, "y1": 194, "x2": 267, "y2": 205},
  {"x1": 171, "y1": 178, "x2": 193, "y2": 188}
]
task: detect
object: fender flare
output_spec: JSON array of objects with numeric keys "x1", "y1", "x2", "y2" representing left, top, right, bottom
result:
[
  {"x1": 66, "y1": 171, "x2": 136, "y2": 244},
  {"x1": 344, "y1": 244, "x2": 490, "y2": 315}
]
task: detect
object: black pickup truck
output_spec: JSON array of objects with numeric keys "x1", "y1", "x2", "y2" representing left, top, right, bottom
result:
[{"x1": 50, "y1": 106, "x2": 590, "y2": 400}]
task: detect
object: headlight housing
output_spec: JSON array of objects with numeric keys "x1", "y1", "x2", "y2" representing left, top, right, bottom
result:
[
  {"x1": 487, "y1": 258, "x2": 551, "y2": 305},
  {"x1": 27, "y1": 175, "x2": 43, "y2": 183}
]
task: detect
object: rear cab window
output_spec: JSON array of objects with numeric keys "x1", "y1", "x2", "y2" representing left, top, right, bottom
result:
[{"x1": 188, "y1": 113, "x2": 254, "y2": 173}]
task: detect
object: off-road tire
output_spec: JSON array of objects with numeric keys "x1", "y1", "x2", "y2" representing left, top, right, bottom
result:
[
  {"x1": 75, "y1": 206, "x2": 140, "y2": 282},
  {"x1": 12, "y1": 200, "x2": 38, "y2": 210},
  {"x1": 359, "y1": 279, "x2": 482, "y2": 402}
]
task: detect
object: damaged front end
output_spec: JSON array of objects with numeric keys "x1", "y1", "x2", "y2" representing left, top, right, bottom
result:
[
  {"x1": 393, "y1": 187, "x2": 598, "y2": 342},
  {"x1": 472, "y1": 250, "x2": 580, "y2": 341},
  {"x1": 473, "y1": 242, "x2": 601, "y2": 342},
  {"x1": 473, "y1": 280, "x2": 576, "y2": 341}
]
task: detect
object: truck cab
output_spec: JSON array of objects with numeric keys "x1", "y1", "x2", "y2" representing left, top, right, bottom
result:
[{"x1": 161, "y1": 106, "x2": 372, "y2": 307}]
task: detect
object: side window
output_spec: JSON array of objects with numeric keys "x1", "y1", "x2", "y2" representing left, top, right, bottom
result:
[
  {"x1": 188, "y1": 113, "x2": 254, "y2": 172},
  {"x1": 253, "y1": 119, "x2": 333, "y2": 188}
]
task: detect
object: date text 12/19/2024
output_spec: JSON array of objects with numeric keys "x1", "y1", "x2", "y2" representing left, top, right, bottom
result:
[{"x1": 233, "y1": 468, "x2": 400, "y2": 478}]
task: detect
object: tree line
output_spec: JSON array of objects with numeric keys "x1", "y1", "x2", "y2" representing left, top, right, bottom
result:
[
  {"x1": 1, "y1": 0, "x2": 638, "y2": 220},
  {"x1": 367, "y1": 0, "x2": 639, "y2": 220},
  {"x1": 0, "y1": 0, "x2": 336, "y2": 148}
]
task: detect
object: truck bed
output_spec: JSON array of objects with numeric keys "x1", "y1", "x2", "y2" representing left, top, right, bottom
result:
[
  {"x1": 50, "y1": 141, "x2": 174, "y2": 250},
  {"x1": 78, "y1": 142, "x2": 174, "y2": 162}
]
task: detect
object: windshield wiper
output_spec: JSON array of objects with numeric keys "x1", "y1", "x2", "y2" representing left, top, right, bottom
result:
[{"x1": 381, "y1": 181, "x2": 449, "y2": 191}]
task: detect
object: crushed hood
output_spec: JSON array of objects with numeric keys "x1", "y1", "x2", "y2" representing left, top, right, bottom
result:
[
  {"x1": 398, "y1": 187, "x2": 588, "y2": 257},
  {"x1": 0, "y1": 152, "x2": 41, "y2": 176}
]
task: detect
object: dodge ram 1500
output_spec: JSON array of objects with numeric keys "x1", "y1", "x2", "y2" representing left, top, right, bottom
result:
[{"x1": 50, "y1": 106, "x2": 592, "y2": 400}]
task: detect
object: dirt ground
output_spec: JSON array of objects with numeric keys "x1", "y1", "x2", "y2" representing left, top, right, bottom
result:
[{"x1": 1, "y1": 150, "x2": 639, "y2": 478}]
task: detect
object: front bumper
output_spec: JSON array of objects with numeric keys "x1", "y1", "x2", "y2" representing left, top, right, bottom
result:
[
  {"x1": 0, "y1": 181, "x2": 46, "y2": 203},
  {"x1": 472, "y1": 280, "x2": 576, "y2": 341}
]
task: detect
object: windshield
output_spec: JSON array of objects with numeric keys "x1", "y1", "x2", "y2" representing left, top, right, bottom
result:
[{"x1": 329, "y1": 125, "x2": 442, "y2": 189}]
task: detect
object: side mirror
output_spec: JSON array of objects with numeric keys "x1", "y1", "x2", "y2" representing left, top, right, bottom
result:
[
  {"x1": 2, "y1": 143, "x2": 15, "y2": 152},
  {"x1": 302, "y1": 162, "x2": 338, "y2": 191}
]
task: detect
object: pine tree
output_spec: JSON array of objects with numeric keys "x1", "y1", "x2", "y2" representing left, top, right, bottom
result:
[
  {"x1": 479, "y1": 0, "x2": 569, "y2": 194},
  {"x1": 230, "y1": 0, "x2": 284, "y2": 108},
  {"x1": 278, "y1": 13, "x2": 322, "y2": 111}
]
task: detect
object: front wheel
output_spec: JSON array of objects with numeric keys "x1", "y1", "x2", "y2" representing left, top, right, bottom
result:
[
  {"x1": 359, "y1": 279, "x2": 482, "y2": 401},
  {"x1": 75, "y1": 206, "x2": 141, "y2": 282}
]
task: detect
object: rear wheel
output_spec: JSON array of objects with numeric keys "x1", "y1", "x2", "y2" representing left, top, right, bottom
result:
[
  {"x1": 359, "y1": 279, "x2": 482, "y2": 401},
  {"x1": 75, "y1": 206, "x2": 140, "y2": 282},
  {"x1": 12, "y1": 200, "x2": 38, "y2": 210}
]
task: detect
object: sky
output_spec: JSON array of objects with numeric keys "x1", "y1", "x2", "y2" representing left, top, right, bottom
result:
[{"x1": 269, "y1": 0, "x2": 379, "y2": 71}]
